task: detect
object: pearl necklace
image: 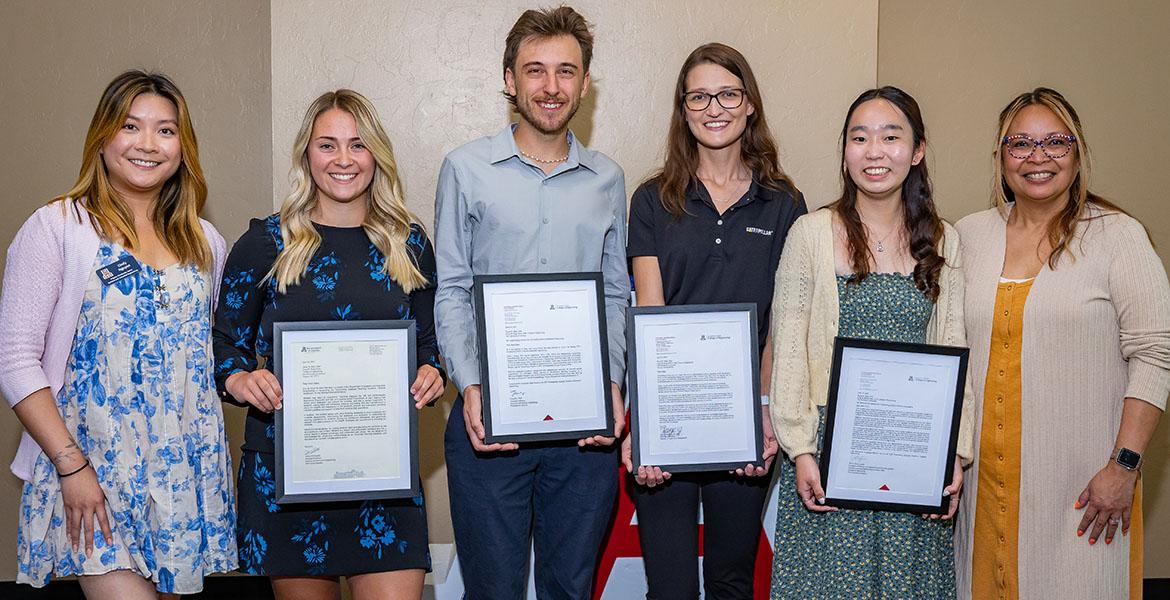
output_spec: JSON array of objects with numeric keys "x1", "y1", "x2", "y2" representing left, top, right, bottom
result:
[{"x1": 519, "y1": 148, "x2": 569, "y2": 164}]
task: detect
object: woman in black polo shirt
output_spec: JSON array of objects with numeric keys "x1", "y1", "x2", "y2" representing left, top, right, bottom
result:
[{"x1": 622, "y1": 42, "x2": 806, "y2": 599}]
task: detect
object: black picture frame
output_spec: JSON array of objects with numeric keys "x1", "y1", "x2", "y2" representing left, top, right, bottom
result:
[
  {"x1": 472, "y1": 272, "x2": 614, "y2": 444},
  {"x1": 820, "y1": 336, "x2": 968, "y2": 514},
  {"x1": 627, "y1": 303, "x2": 763, "y2": 473},
  {"x1": 273, "y1": 320, "x2": 419, "y2": 504}
]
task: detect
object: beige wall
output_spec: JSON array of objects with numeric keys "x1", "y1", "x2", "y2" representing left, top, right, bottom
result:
[
  {"x1": 0, "y1": 0, "x2": 272, "y2": 581},
  {"x1": 270, "y1": 0, "x2": 878, "y2": 544},
  {"x1": 877, "y1": 0, "x2": 1170, "y2": 577},
  {"x1": 4, "y1": 0, "x2": 1167, "y2": 585}
]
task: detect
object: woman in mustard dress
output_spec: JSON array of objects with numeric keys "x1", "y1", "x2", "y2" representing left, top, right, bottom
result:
[{"x1": 955, "y1": 88, "x2": 1169, "y2": 600}]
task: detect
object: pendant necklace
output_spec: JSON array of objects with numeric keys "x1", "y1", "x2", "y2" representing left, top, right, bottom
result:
[{"x1": 866, "y1": 223, "x2": 899, "y2": 253}]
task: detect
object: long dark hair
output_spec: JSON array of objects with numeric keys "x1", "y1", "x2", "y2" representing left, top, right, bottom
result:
[
  {"x1": 652, "y1": 43, "x2": 796, "y2": 217},
  {"x1": 831, "y1": 86, "x2": 944, "y2": 300}
]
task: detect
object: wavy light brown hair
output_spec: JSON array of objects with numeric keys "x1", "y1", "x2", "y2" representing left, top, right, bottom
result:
[
  {"x1": 267, "y1": 89, "x2": 426, "y2": 294},
  {"x1": 653, "y1": 43, "x2": 796, "y2": 218},
  {"x1": 502, "y1": 6, "x2": 593, "y2": 107},
  {"x1": 832, "y1": 86, "x2": 944, "y2": 300},
  {"x1": 992, "y1": 87, "x2": 1134, "y2": 268},
  {"x1": 54, "y1": 70, "x2": 210, "y2": 270}
]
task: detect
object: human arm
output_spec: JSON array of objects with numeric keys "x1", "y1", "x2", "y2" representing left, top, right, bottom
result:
[
  {"x1": 1076, "y1": 398, "x2": 1161, "y2": 544},
  {"x1": 213, "y1": 218, "x2": 283, "y2": 412},
  {"x1": 433, "y1": 157, "x2": 516, "y2": 451},
  {"x1": 939, "y1": 223, "x2": 976, "y2": 466},
  {"x1": 581, "y1": 172, "x2": 631, "y2": 448},
  {"x1": 0, "y1": 207, "x2": 112, "y2": 554},
  {"x1": 621, "y1": 254, "x2": 670, "y2": 484},
  {"x1": 1076, "y1": 216, "x2": 1170, "y2": 544},
  {"x1": 407, "y1": 227, "x2": 446, "y2": 408},
  {"x1": 735, "y1": 323, "x2": 778, "y2": 477},
  {"x1": 767, "y1": 216, "x2": 835, "y2": 511}
]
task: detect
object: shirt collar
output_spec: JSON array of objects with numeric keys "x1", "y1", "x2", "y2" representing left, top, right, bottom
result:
[
  {"x1": 686, "y1": 172, "x2": 766, "y2": 210},
  {"x1": 489, "y1": 124, "x2": 596, "y2": 173}
]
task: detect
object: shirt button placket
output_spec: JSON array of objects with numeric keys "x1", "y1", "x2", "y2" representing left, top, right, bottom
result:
[{"x1": 538, "y1": 181, "x2": 550, "y2": 270}]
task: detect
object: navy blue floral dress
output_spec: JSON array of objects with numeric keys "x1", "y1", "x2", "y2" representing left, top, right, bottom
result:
[{"x1": 212, "y1": 215, "x2": 442, "y2": 576}]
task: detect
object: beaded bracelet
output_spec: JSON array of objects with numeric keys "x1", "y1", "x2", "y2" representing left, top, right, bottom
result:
[{"x1": 57, "y1": 459, "x2": 90, "y2": 478}]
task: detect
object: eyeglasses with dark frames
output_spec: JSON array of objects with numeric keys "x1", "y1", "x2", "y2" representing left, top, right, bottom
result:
[
  {"x1": 1002, "y1": 133, "x2": 1078, "y2": 160},
  {"x1": 683, "y1": 88, "x2": 746, "y2": 112}
]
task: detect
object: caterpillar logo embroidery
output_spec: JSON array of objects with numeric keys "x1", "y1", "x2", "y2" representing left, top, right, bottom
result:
[{"x1": 745, "y1": 227, "x2": 773, "y2": 236}]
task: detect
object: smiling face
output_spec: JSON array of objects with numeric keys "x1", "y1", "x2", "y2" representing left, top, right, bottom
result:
[
  {"x1": 101, "y1": 93, "x2": 182, "y2": 203},
  {"x1": 1001, "y1": 103, "x2": 1079, "y2": 207},
  {"x1": 683, "y1": 62, "x2": 755, "y2": 152},
  {"x1": 504, "y1": 34, "x2": 590, "y2": 136},
  {"x1": 307, "y1": 108, "x2": 375, "y2": 208},
  {"x1": 843, "y1": 98, "x2": 924, "y2": 203}
]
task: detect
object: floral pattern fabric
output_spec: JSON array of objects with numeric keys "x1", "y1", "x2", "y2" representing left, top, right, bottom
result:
[
  {"x1": 213, "y1": 216, "x2": 438, "y2": 576},
  {"x1": 16, "y1": 241, "x2": 237, "y2": 594},
  {"x1": 771, "y1": 273, "x2": 955, "y2": 600}
]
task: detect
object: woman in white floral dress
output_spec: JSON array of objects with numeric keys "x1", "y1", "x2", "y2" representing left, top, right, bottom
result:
[{"x1": 0, "y1": 70, "x2": 235, "y2": 598}]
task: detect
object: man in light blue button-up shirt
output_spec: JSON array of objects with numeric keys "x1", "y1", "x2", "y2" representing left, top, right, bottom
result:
[{"x1": 433, "y1": 6, "x2": 629, "y2": 599}]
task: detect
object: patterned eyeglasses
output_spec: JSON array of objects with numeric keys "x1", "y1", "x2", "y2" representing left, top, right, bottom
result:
[{"x1": 1002, "y1": 133, "x2": 1077, "y2": 160}]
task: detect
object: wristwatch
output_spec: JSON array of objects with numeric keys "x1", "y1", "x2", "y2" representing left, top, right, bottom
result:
[{"x1": 1112, "y1": 447, "x2": 1143, "y2": 471}]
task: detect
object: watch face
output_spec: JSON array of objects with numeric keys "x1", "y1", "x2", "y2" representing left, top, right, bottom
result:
[{"x1": 1116, "y1": 448, "x2": 1141, "y2": 469}]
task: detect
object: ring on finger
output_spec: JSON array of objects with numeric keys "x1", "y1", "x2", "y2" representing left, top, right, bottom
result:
[{"x1": 1109, "y1": 518, "x2": 1120, "y2": 525}]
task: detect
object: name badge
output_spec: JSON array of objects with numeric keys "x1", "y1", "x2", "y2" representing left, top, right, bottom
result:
[{"x1": 96, "y1": 256, "x2": 141, "y2": 286}]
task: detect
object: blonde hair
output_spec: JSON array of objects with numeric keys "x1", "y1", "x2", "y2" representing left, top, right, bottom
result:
[
  {"x1": 54, "y1": 70, "x2": 210, "y2": 270},
  {"x1": 991, "y1": 87, "x2": 1131, "y2": 268},
  {"x1": 268, "y1": 89, "x2": 427, "y2": 293}
]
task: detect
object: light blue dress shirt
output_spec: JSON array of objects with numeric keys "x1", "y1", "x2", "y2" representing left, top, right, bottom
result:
[{"x1": 434, "y1": 125, "x2": 629, "y2": 394}]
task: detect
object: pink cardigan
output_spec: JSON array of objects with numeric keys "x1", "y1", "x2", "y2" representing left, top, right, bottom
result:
[{"x1": 0, "y1": 199, "x2": 226, "y2": 481}]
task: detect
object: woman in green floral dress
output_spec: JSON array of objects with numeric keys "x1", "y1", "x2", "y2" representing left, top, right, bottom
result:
[{"x1": 767, "y1": 86, "x2": 975, "y2": 599}]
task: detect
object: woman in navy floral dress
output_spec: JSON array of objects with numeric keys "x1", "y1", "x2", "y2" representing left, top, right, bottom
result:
[{"x1": 213, "y1": 90, "x2": 445, "y2": 600}]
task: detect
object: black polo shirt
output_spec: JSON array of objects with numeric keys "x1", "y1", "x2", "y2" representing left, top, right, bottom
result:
[{"x1": 627, "y1": 176, "x2": 807, "y2": 353}]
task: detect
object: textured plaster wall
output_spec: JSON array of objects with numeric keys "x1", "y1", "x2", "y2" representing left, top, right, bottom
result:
[
  {"x1": 0, "y1": 0, "x2": 272, "y2": 580},
  {"x1": 877, "y1": 0, "x2": 1170, "y2": 577},
  {"x1": 271, "y1": 0, "x2": 878, "y2": 544}
]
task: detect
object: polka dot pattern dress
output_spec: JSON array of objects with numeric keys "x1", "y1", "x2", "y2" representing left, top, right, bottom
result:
[{"x1": 771, "y1": 273, "x2": 956, "y2": 600}]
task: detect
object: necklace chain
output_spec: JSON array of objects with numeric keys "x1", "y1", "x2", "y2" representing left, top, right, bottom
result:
[
  {"x1": 519, "y1": 147, "x2": 569, "y2": 164},
  {"x1": 865, "y1": 223, "x2": 899, "y2": 253}
]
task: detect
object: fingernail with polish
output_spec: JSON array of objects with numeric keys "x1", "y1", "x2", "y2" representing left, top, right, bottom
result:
[
  {"x1": 1089, "y1": 538, "x2": 1097, "y2": 545},
  {"x1": 1077, "y1": 529, "x2": 1084, "y2": 537},
  {"x1": 1105, "y1": 538, "x2": 1112, "y2": 545}
]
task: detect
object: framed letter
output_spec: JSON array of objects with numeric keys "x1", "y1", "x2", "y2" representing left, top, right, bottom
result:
[
  {"x1": 820, "y1": 337, "x2": 967, "y2": 513},
  {"x1": 473, "y1": 273, "x2": 613, "y2": 443},
  {"x1": 628, "y1": 304, "x2": 762, "y2": 472},
  {"x1": 273, "y1": 320, "x2": 418, "y2": 503}
]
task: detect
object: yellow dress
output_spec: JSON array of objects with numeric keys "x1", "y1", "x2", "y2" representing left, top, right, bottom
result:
[{"x1": 971, "y1": 279, "x2": 1143, "y2": 600}]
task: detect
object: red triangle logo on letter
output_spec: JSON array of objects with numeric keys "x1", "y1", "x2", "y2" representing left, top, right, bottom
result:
[
  {"x1": 879, "y1": 484, "x2": 890, "y2": 491},
  {"x1": 543, "y1": 415, "x2": 554, "y2": 421}
]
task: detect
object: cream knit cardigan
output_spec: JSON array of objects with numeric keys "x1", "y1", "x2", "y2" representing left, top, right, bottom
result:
[
  {"x1": 768, "y1": 208, "x2": 975, "y2": 463},
  {"x1": 954, "y1": 205, "x2": 1170, "y2": 600}
]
